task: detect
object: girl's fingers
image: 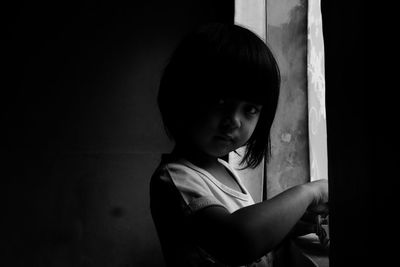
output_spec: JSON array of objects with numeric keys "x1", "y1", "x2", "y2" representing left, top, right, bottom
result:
[{"x1": 308, "y1": 202, "x2": 329, "y2": 215}]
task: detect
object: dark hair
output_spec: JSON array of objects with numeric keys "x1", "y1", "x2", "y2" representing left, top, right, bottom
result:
[{"x1": 158, "y1": 23, "x2": 280, "y2": 168}]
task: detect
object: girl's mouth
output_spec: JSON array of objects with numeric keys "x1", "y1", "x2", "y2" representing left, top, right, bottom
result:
[{"x1": 215, "y1": 135, "x2": 235, "y2": 143}]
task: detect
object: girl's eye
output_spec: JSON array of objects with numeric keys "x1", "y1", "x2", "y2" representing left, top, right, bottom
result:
[
  {"x1": 245, "y1": 105, "x2": 261, "y2": 115},
  {"x1": 218, "y1": 99, "x2": 226, "y2": 105}
]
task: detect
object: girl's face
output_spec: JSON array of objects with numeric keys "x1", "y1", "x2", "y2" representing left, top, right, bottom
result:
[{"x1": 184, "y1": 98, "x2": 263, "y2": 159}]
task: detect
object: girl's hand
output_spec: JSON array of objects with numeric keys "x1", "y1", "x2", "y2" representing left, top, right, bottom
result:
[{"x1": 304, "y1": 179, "x2": 329, "y2": 215}]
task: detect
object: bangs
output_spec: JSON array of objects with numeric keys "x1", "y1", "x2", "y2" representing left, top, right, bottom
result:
[
  {"x1": 191, "y1": 24, "x2": 280, "y2": 107},
  {"x1": 209, "y1": 65, "x2": 278, "y2": 106}
]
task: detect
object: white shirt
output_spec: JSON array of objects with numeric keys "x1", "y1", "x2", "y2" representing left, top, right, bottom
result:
[
  {"x1": 162, "y1": 158, "x2": 255, "y2": 214},
  {"x1": 150, "y1": 155, "x2": 270, "y2": 267}
]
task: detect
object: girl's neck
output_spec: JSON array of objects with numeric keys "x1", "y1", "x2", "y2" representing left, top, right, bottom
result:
[{"x1": 171, "y1": 144, "x2": 220, "y2": 169}]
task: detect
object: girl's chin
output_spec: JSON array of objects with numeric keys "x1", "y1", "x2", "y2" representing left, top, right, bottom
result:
[{"x1": 208, "y1": 147, "x2": 235, "y2": 158}]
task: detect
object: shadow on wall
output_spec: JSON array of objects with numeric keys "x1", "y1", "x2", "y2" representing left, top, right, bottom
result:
[{"x1": 3, "y1": 1, "x2": 233, "y2": 266}]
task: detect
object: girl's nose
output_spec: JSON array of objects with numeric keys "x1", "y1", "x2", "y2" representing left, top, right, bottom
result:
[{"x1": 221, "y1": 110, "x2": 241, "y2": 131}]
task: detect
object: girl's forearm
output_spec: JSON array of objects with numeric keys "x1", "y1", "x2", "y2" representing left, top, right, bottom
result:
[
  {"x1": 193, "y1": 183, "x2": 323, "y2": 265},
  {"x1": 227, "y1": 184, "x2": 314, "y2": 259}
]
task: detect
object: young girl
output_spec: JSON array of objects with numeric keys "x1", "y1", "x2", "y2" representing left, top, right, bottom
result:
[{"x1": 150, "y1": 23, "x2": 328, "y2": 267}]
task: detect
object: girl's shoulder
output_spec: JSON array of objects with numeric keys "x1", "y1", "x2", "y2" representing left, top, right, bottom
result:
[
  {"x1": 152, "y1": 154, "x2": 200, "y2": 183},
  {"x1": 154, "y1": 154, "x2": 237, "y2": 183}
]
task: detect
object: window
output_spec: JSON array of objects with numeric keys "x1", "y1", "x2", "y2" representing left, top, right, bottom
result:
[{"x1": 231, "y1": 0, "x2": 328, "y2": 200}]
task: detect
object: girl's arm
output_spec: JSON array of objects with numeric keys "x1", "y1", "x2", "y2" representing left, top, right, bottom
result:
[{"x1": 190, "y1": 179, "x2": 328, "y2": 266}]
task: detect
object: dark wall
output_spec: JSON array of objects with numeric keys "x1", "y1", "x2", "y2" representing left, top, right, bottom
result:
[{"x1": 3, "y1": 1, "x2": 233, "y2": 266}]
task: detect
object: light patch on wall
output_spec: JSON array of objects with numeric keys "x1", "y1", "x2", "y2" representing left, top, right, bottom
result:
[
  {"x1": 234, "y1": 0, "x2": 266, "y2": 41},
  {"x1": 266, "y1": 0, "x2": 309, "y2": 198},
  {"x1": 267, "y1": 0, "x2": 302, "y2": 26}
]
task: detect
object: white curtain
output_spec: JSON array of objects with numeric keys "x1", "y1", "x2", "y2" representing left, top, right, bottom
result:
[{"x1": 307, "y1": 0, "x2": 327, "y2": 181}]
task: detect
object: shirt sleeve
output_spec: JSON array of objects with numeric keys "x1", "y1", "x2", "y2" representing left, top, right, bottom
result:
[{"x1": 159, "y1": 163, "x2": 225, "y2": 213}]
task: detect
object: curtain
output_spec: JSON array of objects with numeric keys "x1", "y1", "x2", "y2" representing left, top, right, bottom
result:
[{"x1": 307, "y1": 0, "x2": 327, "y2": 182}]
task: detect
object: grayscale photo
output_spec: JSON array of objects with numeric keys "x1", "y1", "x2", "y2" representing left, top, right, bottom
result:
[{"x1": 4, "y1": 1, "x2": 384, "y2": 267}]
